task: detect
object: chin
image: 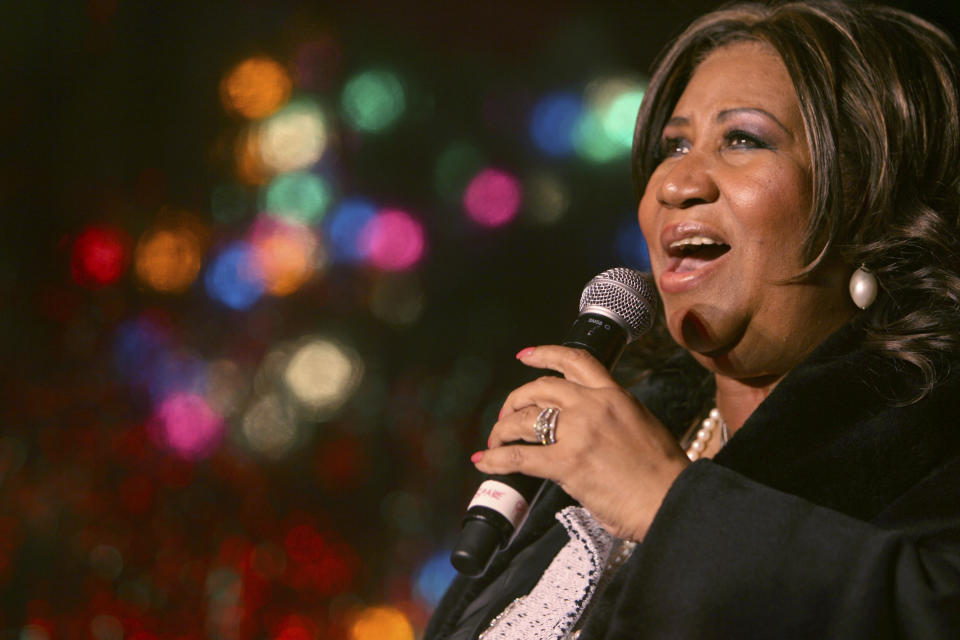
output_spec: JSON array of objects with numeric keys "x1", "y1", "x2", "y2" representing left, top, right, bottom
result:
[{"x1": 665, "y1": 304, "x2": 738, "y2": 355}]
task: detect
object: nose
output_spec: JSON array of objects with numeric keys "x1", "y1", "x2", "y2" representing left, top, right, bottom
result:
[{"x1": 657, "y1": 151, "x2": 719, "y2": 208}]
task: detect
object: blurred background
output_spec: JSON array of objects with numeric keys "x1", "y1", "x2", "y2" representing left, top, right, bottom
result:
[{"x1": 2, "y1": 1, "x2": 958, "y2": 638}]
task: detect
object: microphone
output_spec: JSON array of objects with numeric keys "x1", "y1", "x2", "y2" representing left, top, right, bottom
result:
[{"x1": 450, "y1": 267, "x2": 657, "y2": 576}]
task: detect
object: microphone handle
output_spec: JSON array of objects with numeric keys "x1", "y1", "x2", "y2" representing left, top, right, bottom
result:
[{"x1": 449, "y1": 314, "x2": 629, "y2": 576}]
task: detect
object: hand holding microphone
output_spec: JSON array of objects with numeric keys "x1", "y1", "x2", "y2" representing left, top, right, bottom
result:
[{"x1": 451, "y1": 268, "x2": 689, "y2": 576}]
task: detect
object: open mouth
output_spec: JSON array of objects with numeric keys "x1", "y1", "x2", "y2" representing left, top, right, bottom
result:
[{"x1": 666, "y1": 236, "x2": 731, "y2": 273}]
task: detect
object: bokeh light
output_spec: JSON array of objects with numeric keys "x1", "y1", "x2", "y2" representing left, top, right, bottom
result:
[
  {"x1": 585, "y1": 76, "x2": 646, "y2": 148},
  {"x1": 220, "y1": 56, "x2": 292, "y2": 120},
  {"x1": 325, "y1": 197, "x2": 377, "y2": 264},
  {"x1": 71, "y1": 225, "x2": 131, "y2": 287},
  {"x1": 90, "y1": 615, "x2": 123, "y2": 640},
  {"x1": 272, "y1": 615, "x2": 317, "y2": 640},
  {"x1": 21, "y1": 625, "x2": 50, "y2": 640},
  {"x1": 206, "y1": 359, "x2": 247, "y2": 418},
  {"x1": 235, "y1": 127, "x2": 271, "y2": 185},
  {"x1": 433, "y1": 141, "x2": 485, "y2": 204},
  {"x1": 576, "y1": 76, "x2": 646, "y2": 163},
  {"x1": 341, "y1": 69, "x2": 406, "y2": 132},
  {"x1": 113, "y1": 315, "x2": 172, "y2": 389},
  {"x1": 264, "y1": 171, "x2": 333, "y2": 224},
  {"x1": 241, "y1": 393, "x2": 298, "y2": 459},
  {"x1": 529, "y1": 92, "x2": 583, "y2": 157},
  {"x1": 145, "y1": 348, "x2": 207, "y2": 404},
  {"x1": 134, "y1": 214, "x2": 206, "y2": 293},
  {"x1": 249, "y1": 217, "x2": 320, "y2": 296},
  {"x1": 349, "y1": 606, "x2": 414, "y2": 640},
  {"x1": 284, "y1": 338, "x2": 363, "y2": 416},
  {"x1": 463, "y1": 168, "x2": 522, "y2": 227},
  {"x1": 615, "y1": 219, "x2": 651, "y2": 271},
  {"x1": 574, "y1": 110, "x2": 621, "y2": 163},
  {"x1": 414, "y1": 550, "x2": 457, "y2": 609},
  {"x1": 258, "y1": 98, "x2": 328, "y2": 173},
  {"x1": 368, "y1": 272, "x2": 424, "y2": 326},
  {"x1": 89, "y1": 544, "x2": 124, "y2": 581},
  {"x1": 523, "y1": 171, "x2": 570, "y2": 225},
  {"x1": 150, "y1": 392, "x2": 224, "y2": 460},
  {"x1": 360, "y1": 209, "x2": 426, "y2": 271},
  {"x1": 204, "y1": 242, "x2": 265, "y2": 310}
]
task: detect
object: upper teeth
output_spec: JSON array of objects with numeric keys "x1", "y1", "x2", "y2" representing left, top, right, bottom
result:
[{"x1": 669, "y1": 236, "x2": 724, "y2": 249}]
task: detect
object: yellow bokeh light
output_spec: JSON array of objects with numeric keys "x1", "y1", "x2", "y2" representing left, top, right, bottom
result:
[
  {"x1": 134, "y1": 211, "x2": 208, "y2": 293},
  {"x1": 284, "y1": 338, "x2": 362, "y2": 416},
  {"x1": 242, "y1": 393, "x2": 298, "y2": 459},
  {"x1": 220, "y1": 56, "x2": 292, "y2": 120},
  {"x1": 257, "y1": 99, "x2": 328, "y2": 173},
  {"x1": 349, "y1": 606, "x2": 414, "y2": 640}
]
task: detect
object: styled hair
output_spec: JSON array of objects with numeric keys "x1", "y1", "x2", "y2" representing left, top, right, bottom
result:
[{"x1": 632, "y1": 1, "x2": 960, "y2": 401}]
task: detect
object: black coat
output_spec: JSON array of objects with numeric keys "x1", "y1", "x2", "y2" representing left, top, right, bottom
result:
[{"x1": 425, "y1": 324, "x2": 960, "y2": 639}]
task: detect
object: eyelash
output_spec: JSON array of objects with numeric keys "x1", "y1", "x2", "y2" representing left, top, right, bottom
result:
[{"x1": 655, "y1": 130, "x2": 772, "y2": 161}]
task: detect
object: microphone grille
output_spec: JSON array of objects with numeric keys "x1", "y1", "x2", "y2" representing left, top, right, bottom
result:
[{"x1": 578, "y1": 268, "x2": 657, "y2": 341}]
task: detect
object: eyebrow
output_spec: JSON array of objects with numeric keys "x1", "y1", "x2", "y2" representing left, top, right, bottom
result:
[{"x1": 665, "y1": 107, "x2": 793, "y2": 138}]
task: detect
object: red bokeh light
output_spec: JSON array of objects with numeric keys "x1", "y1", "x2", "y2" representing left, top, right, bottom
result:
[{"x1": 71, "y1": 225, "x2": 131, "y2": 287}]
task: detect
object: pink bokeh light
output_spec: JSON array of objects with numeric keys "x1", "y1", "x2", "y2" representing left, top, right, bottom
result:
[
  {"x1": 151, "y1": 392, "x2": 225, "y2": 460},
  {"x1": 360, "y1": 208, "x2": 426, "y2": 271},
  {"x1": 463, "y1": 168, "x2": 522, "y2": 227}
]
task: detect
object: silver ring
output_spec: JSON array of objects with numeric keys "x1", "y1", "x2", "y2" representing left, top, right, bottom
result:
[{"x1": 534, "y1": 407, "x2": 560, "y2": 445}]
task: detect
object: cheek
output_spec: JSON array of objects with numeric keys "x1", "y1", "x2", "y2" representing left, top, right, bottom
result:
[
  {"x1": 732, "y1": 177, "x2": 811, "y2": 265},
  {"x1": 636, "y1": 190, "x2": 660, "y2": 259}
]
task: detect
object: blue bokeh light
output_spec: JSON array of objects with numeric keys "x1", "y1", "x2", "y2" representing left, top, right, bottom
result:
[
  {"x1": 325, "y1": 197, "x2": 377, "y2": 263},
  {"x1": 414, "y1": 550, "x2": 458, "y2": 609},
  {"x1": 114, "y1": 316, "x2": 172, "y2": 389},
  {"x1": 204, "y1": 242, "x2": 265, "y2": 310},
  {"x1": 529, "y1": 92, "x2": 584, "y2": 157},
  {"x1": 615, "y1": 220, "x2": 652, "y2": 272}
]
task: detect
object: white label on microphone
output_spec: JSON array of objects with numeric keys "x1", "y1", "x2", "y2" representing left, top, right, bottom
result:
[{"x1": 467, "y1": 480, "x2": 530, "y2": 528}]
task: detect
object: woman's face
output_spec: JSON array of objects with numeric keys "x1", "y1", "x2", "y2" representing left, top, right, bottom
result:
[{"x1": 637, "y1": 41, "x2": 852, "y2": 384}]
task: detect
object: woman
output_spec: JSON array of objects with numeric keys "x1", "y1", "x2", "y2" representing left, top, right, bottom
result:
[{"x1": 427, "y1": 2, "x2": 960, "y2": 638}]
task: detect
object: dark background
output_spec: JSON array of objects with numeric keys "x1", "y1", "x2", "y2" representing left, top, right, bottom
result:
[{"x1": 2, "y1": 1, "x2": 957, "y2": 638}]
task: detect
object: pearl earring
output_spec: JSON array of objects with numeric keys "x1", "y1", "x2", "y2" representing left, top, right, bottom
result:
[{"x1": 849, "y1": 266, "x2": 878, "y2": 310}]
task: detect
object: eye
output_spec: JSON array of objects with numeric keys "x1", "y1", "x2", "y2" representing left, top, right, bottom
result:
[
  {"x1": 656, "y1": 137, "x2": 689, "y2": 161},
  {"x1": 725, "y1": 130, "x2": 771, "y2": 150}
]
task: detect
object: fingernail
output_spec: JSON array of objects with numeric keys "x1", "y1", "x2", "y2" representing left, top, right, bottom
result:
[
  {"x1": 515, "y1": 347, "x2": 535, "y2": 359},
  {"x1": 470, "y1": 451, "x2": 484, "y2": 463}
]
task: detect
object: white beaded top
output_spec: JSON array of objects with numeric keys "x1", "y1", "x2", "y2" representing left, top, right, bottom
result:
[{"x1": 478, "y1": 506, "x2": 616, "y2": 640}]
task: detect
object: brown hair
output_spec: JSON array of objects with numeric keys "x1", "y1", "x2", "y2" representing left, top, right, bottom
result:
[{"x1": 632, "y1": 1, "x2": 960, "y2": 400}]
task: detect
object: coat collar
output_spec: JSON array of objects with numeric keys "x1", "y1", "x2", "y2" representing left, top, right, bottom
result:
[{"x1": 713, "y1": 323, "x2": 960, "y2": 520}]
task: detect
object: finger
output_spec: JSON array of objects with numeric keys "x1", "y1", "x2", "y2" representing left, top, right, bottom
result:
[
  {"x1": 473, "y1": 442, "x2": 560, "y2": 483},
  {"x1": 488, "y1": 405, "x2": 553, "y2": 448},
  {"x1": 499, "y1": 375, "x2": 577, "y2": 418},
  {"x1": 516, "y1": 345, "x2": 616, "y2": 388}
]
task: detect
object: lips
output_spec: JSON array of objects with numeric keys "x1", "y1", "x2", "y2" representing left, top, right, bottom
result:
[{"x1": 658, "y1": 223, "x2": 730, "y2": 292}]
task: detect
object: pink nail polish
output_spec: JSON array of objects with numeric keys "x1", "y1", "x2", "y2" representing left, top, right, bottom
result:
[
  {"x1": 470, "y1": 451, "x2": 484, "y2": 463},
  {"x1": 515, "y1": 347, "x2": 535, "y2": 359}
]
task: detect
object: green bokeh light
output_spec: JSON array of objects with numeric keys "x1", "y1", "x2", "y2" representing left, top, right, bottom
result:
[
  {"x1": 264, "y1": 171, "x2": 332, "y2": 224},
  {"x1": 341, "y1": 69, "x2": 406, "y2": 132},
  {"x1": 433, "y1": 141, "x2": 485, "y2": 204},
  {"x1": 602, "y1": 89, "x2": 645, "y2": 148},
  {"x1": 574, "y1": 111, "x2": 622, "y2": 164},
  {"x1": 576, "y1": 78, "x2": 647, "y2": 164}
]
